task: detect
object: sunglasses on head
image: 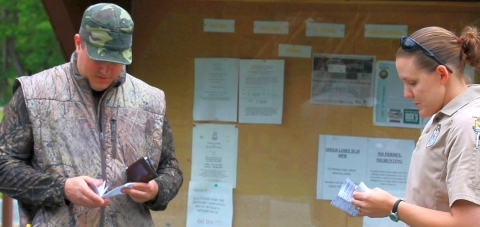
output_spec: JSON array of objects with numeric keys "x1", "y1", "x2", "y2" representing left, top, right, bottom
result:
[{"x1": 400, "y1": 36, "x2": 453, "y2": 73}]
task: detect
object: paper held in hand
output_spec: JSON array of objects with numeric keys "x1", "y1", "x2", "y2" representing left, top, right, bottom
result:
[
  {"x1": 89, "y1": 181, "x2": 135, "y2": 198},
  {"x1": 330, "y1": 178, "x2": 371, "y2": 216}
]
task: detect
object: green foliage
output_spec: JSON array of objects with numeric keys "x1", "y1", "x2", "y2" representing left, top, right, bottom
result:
[{"x1": 0, "y1": 0, "x2": 64, "y2": 107}]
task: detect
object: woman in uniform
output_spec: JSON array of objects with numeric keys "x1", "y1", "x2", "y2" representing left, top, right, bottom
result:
[{"x1": 351, "y1": 26, "x2": 480, "y2": 227}]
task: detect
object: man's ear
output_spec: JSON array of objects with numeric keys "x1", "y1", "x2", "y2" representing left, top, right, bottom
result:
[
  {"x1": 437, "y1": 65, "x2": 450, "y2": 85},
  {"x1": 73, "y1": 34, "x2": 81, "y2": 51}
]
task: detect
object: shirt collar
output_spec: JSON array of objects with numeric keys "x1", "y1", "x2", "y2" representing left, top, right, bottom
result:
[{"x1": 439, "y1": 84, "x2": 480, "y2": 116}]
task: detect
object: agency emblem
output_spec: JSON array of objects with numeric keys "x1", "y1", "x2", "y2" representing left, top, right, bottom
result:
[{"x1": 426, "y1": 124, "x2": 441, "y2": 148}]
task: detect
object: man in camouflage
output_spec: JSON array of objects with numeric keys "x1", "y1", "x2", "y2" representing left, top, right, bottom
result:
[{"x1": 0, "y1": 3, "x2": 183, "y2": 226}]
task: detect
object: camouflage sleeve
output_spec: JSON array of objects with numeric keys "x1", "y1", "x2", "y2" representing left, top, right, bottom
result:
[
  {"x1": 0, "y1": 88, "x2": 67, "y2": 207},
  {"x1": 145, "y1": 115, "x2": 183, "y2": 211}
]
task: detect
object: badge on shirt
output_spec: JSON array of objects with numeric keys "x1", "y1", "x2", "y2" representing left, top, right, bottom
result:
[
  {"x1": 473, "y1": 119, "x2": 480, "y2": 148},
  {"x1": 426, "y1": 124, "x2": 441, "y2": 147}
]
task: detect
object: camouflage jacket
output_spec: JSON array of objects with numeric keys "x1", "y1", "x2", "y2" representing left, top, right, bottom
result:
[{"x1": 0, "y1": 53, "x2": 183, "y2": 226}]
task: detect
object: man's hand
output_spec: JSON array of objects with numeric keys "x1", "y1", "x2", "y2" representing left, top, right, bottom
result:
[
  {"x1": 64, "y1": 176, "x2": 110, "y2": 208},
  {"x1": 121, "y1": 180, "x2": 159, "y2": 203}
]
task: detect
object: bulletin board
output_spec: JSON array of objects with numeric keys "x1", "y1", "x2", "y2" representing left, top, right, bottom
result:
[{"x1": 128, "y1": 1, "x2": 480, "y2": 226}]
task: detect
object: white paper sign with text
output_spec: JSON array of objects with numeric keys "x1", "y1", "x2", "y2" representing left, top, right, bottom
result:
[{"x1": 186, "y1": 181, "x2": 233, "y2": 227}]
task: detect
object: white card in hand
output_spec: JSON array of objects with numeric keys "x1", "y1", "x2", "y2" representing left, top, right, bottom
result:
[
  {"x1": 102, "y1": 183, "x2": 134, "y2": 198},
  {"x1": 330, "y1": 178, "x2": 371, "y2": 217},
  {"x1": 355, "y1": 182, "x2": 371, "y2": 192},
  {"x1": 89, "y1": 181, "x2": 134, "y2": 198},
  {"x1": 89, "y1": 181, "x2": 108, "y2": 196}
]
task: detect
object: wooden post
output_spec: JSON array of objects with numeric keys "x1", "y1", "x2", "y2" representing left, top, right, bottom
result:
[{"x1": 2, "y1": 194, "x2": 12, "y2": 227}]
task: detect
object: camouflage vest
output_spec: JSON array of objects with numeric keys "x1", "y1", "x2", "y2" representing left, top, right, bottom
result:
[{"x1": 15, "y1": 57, "x2": 166, "y2": 227}]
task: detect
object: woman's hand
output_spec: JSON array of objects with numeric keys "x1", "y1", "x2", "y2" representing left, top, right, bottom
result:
[{"x1": 351, "y1": 187, "x2": 398, "y2": 218}]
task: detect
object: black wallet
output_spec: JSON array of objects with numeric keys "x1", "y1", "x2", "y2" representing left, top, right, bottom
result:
[{"x1": 126, "y1": 157, "x2": 159, "y2": 183}]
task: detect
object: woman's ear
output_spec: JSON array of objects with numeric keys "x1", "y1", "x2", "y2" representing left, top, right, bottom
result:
[{"x1": 437, "y1": 65, "x2": 450, "y2": 85}]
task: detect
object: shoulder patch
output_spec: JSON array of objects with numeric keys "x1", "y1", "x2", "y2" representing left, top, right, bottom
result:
[
  {"x1": 426, "y1": 124, "x2": 441, "y2": 148},
  {"x1": 473, "y1": 119, "x2": 480, "y2": 148}
]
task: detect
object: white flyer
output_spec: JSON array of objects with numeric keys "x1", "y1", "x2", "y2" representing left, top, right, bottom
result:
[
  {"x1": 317, "y1": 135, "x2": 413, "y2": 200},
  {"x1": 186, "y1": 181, "x2": 233, "y2": 227},
  {"x1": 316, "y1": 135, "x2": 368, "y2": 200},
  {"x1": 374, "y1": 60, "x2": 426, "y2": 128},
  {"x1": 193, "y1": 58, "x2": 239, "y2": 122},
  {"x1": 311, "y1": 54, "x2": 375, "y2": 106},
  {"x1": 191, "y1": 123, "x2": 238, "y2": 188},
  {"x1": 238, "y1": 59, "x2": 284, "y2": 124}
]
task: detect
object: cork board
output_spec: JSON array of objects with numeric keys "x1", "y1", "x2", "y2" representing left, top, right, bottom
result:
[{"x1": 128, "y1": 1, "x2": 480, "y2": 226}]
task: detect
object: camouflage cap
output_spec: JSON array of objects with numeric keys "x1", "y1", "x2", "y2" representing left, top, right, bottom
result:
[{"x1": 79, "y1": 3, "x2": 134, "y2": 65}]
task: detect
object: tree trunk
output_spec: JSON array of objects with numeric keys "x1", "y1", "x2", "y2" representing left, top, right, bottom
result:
[
  {"x1": 1, "y1": 6, "x2": 6, "y2": 73},
  {"x1": 2, "y1": 40, "x2": 6, "y2": 73},
  {"x1": 6, "y1": 37, "x2": 24, "y2": 76},
  {"x1": 0, "y1": 7, "x2": 9, "y2": 102},
  {"x1": 0, "y1": 39, "x2": 8, "y2": 101},
  {"x1": 6, "y1": 3, "x2": 24, "y2": 76}
]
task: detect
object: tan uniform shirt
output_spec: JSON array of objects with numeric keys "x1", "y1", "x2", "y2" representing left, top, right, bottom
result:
[{"x1": 405, "y1": 85, "x2": 480, "y2": 226}]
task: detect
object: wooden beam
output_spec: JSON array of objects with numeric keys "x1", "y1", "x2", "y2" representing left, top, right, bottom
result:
[{"x1": 41, "y1": 0, "x2": 89, "y2": 61}]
